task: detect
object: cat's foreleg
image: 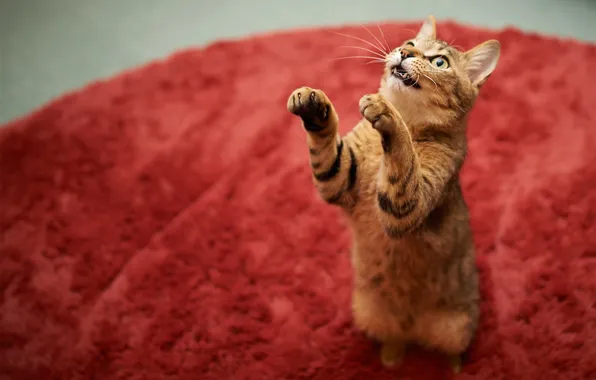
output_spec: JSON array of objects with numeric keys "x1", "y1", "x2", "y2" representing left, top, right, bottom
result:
[
  {"x1": 359, "y1": 93, "x2": 459, "y2": 238},
  {"x1": 288, "y1": 87, "x2": 358, "y2": 208}
]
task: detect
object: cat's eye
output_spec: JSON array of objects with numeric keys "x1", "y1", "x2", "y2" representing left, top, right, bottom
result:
[
  {"x1": 405, "y1": 41, "x2": 415, "y2": 47},
  {"x1": 430, "y1": 56, "x2": 449, "y2": 69}
]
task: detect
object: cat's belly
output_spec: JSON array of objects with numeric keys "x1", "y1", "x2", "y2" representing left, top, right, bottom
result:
[
  {"x1": 347, "y1": 214, "x2": 447, "y2": 341},
  {"x1": 348, "y1": 216, "x2": 431, "y2": 294},
  {"x1": 349, "y1": 232, "x2": 426, "y2": 340}
]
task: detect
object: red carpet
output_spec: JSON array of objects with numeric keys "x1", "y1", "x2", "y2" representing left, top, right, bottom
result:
[{"x1": 1, "y1": 21, "x2": 596, "y2": 380}]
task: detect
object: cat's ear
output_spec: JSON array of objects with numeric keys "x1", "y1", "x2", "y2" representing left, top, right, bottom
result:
[
  {"x1": 416, "y1": 15, "x2": 436, "y2": 40},
  {"x1": 464, "y1": 40, "x2": 501, "y2": 87}
]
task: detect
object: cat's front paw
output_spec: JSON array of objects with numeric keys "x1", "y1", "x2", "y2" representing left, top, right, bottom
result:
[
  {"x1": 287, "y1": 87, "x2": 333, "y2": 132},
  {"x1": 359, "y1": 94, "x2": 397, "y2": 133}
]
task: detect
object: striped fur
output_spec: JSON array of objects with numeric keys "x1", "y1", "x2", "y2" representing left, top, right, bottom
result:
[{"x1": 288, "y1": 87, "x2": 360, "y2": 207}]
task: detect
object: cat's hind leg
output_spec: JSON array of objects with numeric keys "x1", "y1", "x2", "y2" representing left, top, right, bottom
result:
[
  {"x1": 413, "y1": 308, "x2": 478, "y2": 374},
  {"x1": 287, "y1": 87, "x2": 358, "y2": 208},
  {"x1": 380, "y1": 339, "x2": 406, "y2": 368},
  {"x1": 448, "y1": 353, "x2": 463, "y2": 374},
  {"x1": 352, "y1": 288, "x2": 410, "y2": 368}
]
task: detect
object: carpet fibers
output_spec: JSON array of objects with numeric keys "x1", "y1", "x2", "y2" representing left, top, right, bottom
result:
[{"x1": 1, "y1": 21, "x2": 596, "y2": 380}]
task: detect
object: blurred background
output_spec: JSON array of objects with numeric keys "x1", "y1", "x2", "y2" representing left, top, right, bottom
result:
[{"x1": 1, "y1": 0, "x2": 594, "y2": 124}]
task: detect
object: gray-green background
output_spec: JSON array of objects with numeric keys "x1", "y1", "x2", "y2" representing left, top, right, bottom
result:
[{"x1": 1, "y1": 0, "x2": 594, "y2": 124}]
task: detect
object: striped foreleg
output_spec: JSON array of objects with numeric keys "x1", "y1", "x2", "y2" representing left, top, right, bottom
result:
[
  {"x1": 288, "y1": 87, "x2": 358, "y2": 207},
  {"x1": 359, "y1": 93, "x2": 460, "y2": 238}
]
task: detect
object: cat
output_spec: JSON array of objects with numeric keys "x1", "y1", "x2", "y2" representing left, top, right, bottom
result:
[{"x1": 286, "y1": 15, "x2": 500, "y2": 373}]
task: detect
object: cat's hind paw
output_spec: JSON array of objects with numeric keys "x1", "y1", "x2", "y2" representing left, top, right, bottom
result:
[{"x1": 380, "y1": 340, "x2": 406, "y2": 368}]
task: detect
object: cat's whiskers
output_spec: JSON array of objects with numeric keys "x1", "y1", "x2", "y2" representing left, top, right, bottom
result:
[
  {"x1": 331, "y1": 55, "x2": 386, "y2": 64},
  {"x1": 376, "y1": 24, "x2": 392, "y2": 53},
  {"x1": 421, "y1": 72, "x2": 442, "y2": 108},
  {"x1": 455, "y1": 102, "x2": 466, "y2": 113},
  {"x1": 339, "y1": 45, "x2": 387, "y2": 60},
  {"x1": 360, "y1": 24, "x2": 390, "y2": 55},
  {"x1": 409, "y1": 70, "x2": 442, "y2": 109},
  {"x1": 408, "y1": 72, "x2": 421, "y2": 89},
  {"x1": 420, "y1": 72, "x2": 438, "y2": 90},
  {"x1": 331, "y1": 31, "x2": 388, "y2": 57},
  {"x1": 417, "y1": 68, "x2": 466, "y2": 113}
]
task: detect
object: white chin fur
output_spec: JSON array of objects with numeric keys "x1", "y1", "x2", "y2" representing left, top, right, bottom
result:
[{"x1": 387, "y1": 75, "x2": 406, "y2": 91}]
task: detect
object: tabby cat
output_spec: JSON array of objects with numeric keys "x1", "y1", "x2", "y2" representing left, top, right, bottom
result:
[{"x1": 286, "y1": 16, "x2": 500, "y2": 372}]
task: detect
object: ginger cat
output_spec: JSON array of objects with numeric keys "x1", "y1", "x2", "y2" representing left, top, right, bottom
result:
[{"x1": 286, "y1": 16, "x2": 500, "y2": 372}]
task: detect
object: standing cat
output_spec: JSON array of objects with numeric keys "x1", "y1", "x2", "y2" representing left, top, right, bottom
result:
[{"x1": 286, "y1": 16, "x2": 500, "y2": 372}]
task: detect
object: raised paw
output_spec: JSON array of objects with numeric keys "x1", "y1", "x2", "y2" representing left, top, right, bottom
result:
[
  {"x1": 287, "y1": 87, "x2": 334, "y2": 132},
  {"x1": 359, "y1": 94, "x2": 397, "y2": 133}
]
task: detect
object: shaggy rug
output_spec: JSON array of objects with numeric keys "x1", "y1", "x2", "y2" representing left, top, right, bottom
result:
[{"x1": 1, "y1": 20, "x2": 596, "y2": 380}]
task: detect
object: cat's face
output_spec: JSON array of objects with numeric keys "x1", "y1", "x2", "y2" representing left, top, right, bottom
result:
[{"x1": 380, "y1": 16, "x2": 500, "y2": 125}]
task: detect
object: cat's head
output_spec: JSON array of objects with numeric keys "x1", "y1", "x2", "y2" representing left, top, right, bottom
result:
[{"x1": 379, "y1": 16, "x2": 500, "y2": 126}]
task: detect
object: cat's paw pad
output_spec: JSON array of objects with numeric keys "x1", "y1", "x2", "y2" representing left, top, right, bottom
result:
[
  {"x1": 359, "y1": 94, "x2": 394, "y2": 131},
  {"x1": 287, "y1": 87, "x2": 331, "y2": 127}
]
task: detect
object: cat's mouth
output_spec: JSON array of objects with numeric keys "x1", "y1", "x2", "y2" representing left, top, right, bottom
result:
[{"x1": 390, "y1": 64, "x2": 420, "y2": 89}]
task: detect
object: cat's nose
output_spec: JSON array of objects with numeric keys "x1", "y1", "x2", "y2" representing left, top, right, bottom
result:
[{"x1": 400, "y1": 47, "x2": 421, "y2": 59}]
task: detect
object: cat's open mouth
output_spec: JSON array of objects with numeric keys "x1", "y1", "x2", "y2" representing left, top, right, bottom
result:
[{"x1": 390, "y1": 64, "x2": 420, "y2": 89}]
